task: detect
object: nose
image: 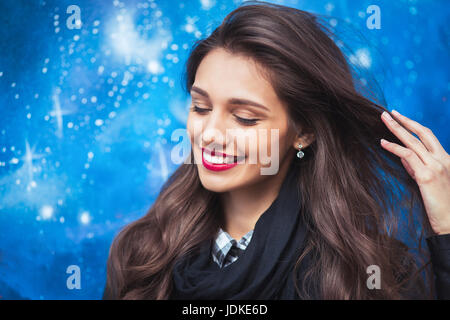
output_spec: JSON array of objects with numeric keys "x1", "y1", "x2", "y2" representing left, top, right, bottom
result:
[{"x1": 201, "y1": 108, "x2": 226, "y2": 148}]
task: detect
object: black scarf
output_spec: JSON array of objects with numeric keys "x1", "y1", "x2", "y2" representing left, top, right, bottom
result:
[{"x1": 170, "y1": 161, "x2": 316, "y2": 299}]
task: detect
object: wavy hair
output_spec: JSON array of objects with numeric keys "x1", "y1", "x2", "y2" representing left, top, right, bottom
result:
[{"x1": 103, "y1": 1, "x2": 434, "y2": 299}]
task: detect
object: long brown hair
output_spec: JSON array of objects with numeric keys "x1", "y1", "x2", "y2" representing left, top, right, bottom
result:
[{"x1": 104, "y1": 1, "x2": 434, "y2": 299}]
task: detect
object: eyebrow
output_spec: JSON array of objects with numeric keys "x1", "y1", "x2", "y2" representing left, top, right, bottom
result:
[{"x1": 190, "y1": 85, "x2": 270, "y2": 112}]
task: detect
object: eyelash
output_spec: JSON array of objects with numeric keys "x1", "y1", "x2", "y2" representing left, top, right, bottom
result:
[{"x1": 190, "y1": 105, "x2": 260, "y2": 126}]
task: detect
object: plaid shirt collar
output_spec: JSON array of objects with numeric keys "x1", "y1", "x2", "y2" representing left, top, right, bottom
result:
[{"x1": 211, "y1": 227, "x2": 254, "y2": 268}]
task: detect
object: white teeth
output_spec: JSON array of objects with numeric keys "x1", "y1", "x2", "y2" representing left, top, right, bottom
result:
[
  {"x1": 212, "y1": 155, "x2": 223, "y2": 164},
  {"x1": 224, "y1": 157, "x2": 237, "y2": 164},
  {"x1": 203, "y1": 151, "x2": 236, "y2": 164}
]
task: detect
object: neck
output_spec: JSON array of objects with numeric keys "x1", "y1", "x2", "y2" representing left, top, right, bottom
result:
[{"x1": 220, "y1": 157, "x2": 293, "y2": 241}]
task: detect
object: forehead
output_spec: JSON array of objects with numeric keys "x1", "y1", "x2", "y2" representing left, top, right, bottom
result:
[{"x1": 192, "y1": 48, "x2": 282, "y2": 110}]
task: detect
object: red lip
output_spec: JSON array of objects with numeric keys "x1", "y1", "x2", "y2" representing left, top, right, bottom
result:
[{"x1": 201, "y1": 147, "x2": 239, "y2": 172}]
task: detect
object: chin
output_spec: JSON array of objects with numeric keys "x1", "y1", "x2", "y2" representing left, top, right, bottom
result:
[
  {"x1": 198, "y1": 176, "x2": 231, "y2": 193},
  {"x1": 196, "y1": 165, "x2": 240, "y2": 193}
]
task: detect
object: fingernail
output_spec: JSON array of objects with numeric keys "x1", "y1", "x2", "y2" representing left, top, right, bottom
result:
[
  {"x1": 391, "y1": 109, "x2": 400, "y2": 116},
  {"x1": 382, "y1": 111, "x2": 393, "y2": 120}
]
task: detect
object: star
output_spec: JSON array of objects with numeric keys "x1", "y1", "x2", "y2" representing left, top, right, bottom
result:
[
  {"x1": 21, "y1": 140, "x2": 45, "y2": 186},
  {"x1": 50, "y1": 88, "x2": 73, "y2": 139}
]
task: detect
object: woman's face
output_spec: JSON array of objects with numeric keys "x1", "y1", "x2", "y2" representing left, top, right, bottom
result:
[{"x1": 186, "y1": 48, "x2": 298, "y2": 193}]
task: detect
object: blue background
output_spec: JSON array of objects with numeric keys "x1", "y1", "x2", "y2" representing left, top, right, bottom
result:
[{"x1": 0, "y1": 0, "x2": 448, "y2": 299}]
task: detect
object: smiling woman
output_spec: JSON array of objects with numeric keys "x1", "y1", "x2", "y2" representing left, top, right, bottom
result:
[
  {"x1": 187, "y1": 47, "x2": 300, "y2": 194},
  {"x1": 103, "y1": 1, "x2": 450, "y2": 300}
]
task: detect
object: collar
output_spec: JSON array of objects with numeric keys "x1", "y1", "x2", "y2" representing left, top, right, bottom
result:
[{"x1": 212, "y1": 227, "x2": 254, "y2": 268}]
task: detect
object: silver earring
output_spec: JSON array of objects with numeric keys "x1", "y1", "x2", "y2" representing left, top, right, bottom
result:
[{"x1": 296, "y1": 143, "x2": 304, "y2": 159}]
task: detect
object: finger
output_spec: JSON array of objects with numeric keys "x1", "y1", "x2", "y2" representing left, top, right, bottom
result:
[
  {"x1": 391, "y1": 109, "x2": 449, "y2": 159},
  {"x1": 380, "y1": 138, "x2": 426, "y2": 174},
  {"x1": 401, "y1": 158, "x2": 416, "y2": 180},
  {"x1": 381, "y1": 111, "x2": 435, "y2": 165}
]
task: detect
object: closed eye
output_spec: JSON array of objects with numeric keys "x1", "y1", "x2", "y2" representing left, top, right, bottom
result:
[
  {"x1": 191, "y1": 105, "x2": 211, "y2": 114},
  {"x1": 233, "y1": 115, "x2": 259, "y2": 126},
  {"x1": 191, "y1": 105, "x2": 260, "y2": 126}
]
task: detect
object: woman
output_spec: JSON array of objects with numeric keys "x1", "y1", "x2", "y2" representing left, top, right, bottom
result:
[{"x1": 103, "y1": 1, "x2": 450, "y2": 299}]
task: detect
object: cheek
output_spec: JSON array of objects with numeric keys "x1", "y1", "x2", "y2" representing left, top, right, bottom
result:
[
  {"x1": 256, "y1": 124, "x2": 290, "y2": 158},
  {"x1": 230, "y1": 128, "x2": 281, "y2": 164},
  {"x1": 186, "y1": 114, "x2": 202, "y2": 146},
  {"x1": 186, "y1": 120, "x2": 194, "y2": 146}
]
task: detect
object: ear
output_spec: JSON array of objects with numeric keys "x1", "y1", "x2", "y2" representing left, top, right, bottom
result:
[{"x1": 292, "y1": 133, "x2": 315, "y2": 150}]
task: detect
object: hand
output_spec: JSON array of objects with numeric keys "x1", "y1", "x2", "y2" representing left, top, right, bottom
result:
[{"x1": 380, "y1": 109, "x2": 450, "y2": 235}]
